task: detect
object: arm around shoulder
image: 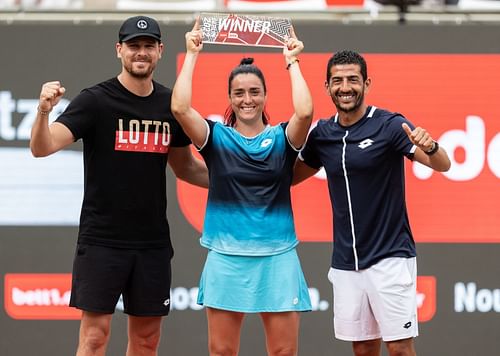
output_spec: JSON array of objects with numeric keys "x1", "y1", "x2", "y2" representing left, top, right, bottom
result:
[{"x1": 293, "y1": 159, "x2": 319, "y2": 185}]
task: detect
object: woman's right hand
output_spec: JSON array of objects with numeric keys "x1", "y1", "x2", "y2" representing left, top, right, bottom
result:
[{"x1": 185, "y1": 17, "x2": 204, "y2": 54}]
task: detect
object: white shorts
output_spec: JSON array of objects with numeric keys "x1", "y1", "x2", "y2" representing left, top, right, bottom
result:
[{"x1": 328, "y1": 257, "x2": 419, "y2": 342}]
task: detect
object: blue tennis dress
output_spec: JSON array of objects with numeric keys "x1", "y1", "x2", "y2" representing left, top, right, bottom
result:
[{"x1": 197, "y1": 120, "x2": 312, "y2": 312}]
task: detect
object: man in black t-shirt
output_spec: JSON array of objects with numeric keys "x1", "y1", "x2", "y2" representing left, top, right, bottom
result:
[{"x1": 30, "y1": 16, "x2": 208, "y2": 356}]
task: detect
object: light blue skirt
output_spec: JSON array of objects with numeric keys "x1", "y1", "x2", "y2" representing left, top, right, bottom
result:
[{"x1": 197, "y1": 248, "x2": 312, "y2": 313}]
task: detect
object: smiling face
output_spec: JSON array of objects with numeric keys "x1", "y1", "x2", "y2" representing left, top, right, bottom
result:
[
  {"x1": 326, "y1": 63, "x2": 371, "y2": 115},
  {"x1": 116, "y1": 37, "x2": 163, "y2": 79},
  {"x1": 229, "y1": 73, "x2": 267, "y2": 124}
]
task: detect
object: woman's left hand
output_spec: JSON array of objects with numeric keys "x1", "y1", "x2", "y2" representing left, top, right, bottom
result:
[{"x1": 284, "y1": 27, "x2": 304, "y2": 61}]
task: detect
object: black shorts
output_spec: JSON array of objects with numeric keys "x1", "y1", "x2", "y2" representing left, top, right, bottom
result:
[{"x1": 69, "y1": 243, "x2": 172, "y2": 316}]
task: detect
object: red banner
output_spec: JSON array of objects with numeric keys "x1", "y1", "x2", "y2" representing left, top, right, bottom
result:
[
  {"x1": 224, "y1": 0, "x2": 365, "y2": 7},
  {"x1": 176, "y1": 53, "x2": 500, "y2": 243},
  {"x1": 4, "y1": 274, "x2": 81, "y2": 320},
  {"x1": 416, "y1": 276, "x2": 436, "y2": 322}
]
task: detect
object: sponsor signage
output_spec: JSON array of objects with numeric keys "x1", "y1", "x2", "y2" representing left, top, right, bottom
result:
[
  {"x1": 416, "y1": 276, "x2": 436, "y2": 322},
  {"x1": 455, "y1": 282, "x2": 500, "y2": 313},
  {"x1": 4, "y1": 273, "x2": 436, "y2": 320},
  {"x1": 4, "y1": 274, "x2": 80, "y2": 320},
  {"x1": 176, "y1": 53, "x2": 500, "y2": 243},
  {"x1": 4, "y1": 273, "x2": 332, "y2": 318}
]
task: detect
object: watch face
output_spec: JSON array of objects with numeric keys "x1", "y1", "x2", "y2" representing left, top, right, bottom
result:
[{"x1": 426, "y1": 141, "x2": 438, "y2": 155}]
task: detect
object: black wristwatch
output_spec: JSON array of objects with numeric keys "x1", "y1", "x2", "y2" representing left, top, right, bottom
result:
[{"x1": 424, "y1": 140, "x2": 439, "y2": 156}]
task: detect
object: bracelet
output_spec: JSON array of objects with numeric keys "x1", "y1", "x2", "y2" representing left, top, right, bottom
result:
[
  {"x1": 286, "y1": 58, "x2": 300, "y2": 70},
  {"x1": 37, "y1": 106, "x2": 51, "y2": 116},
  {"x1": 424, "y1": 140, "x2": 439, "y2": 156}
]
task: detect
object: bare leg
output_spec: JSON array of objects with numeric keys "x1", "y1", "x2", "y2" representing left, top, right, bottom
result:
[
  {"x1": 385, "y1": 337, "x2": 416, "y2": 356},
  {"x1": 126, "y1": 315, "x2": 163, "y2": 356},
  {"x1": 76, "y1": 311, "x2": 112, "y2": 356},
  {"x1": 352, "y1": 339, "x2": 382, "y2": 356},
  {"x1": 260, "y1": 311, "x2": 300, "y2": 356},
  {"x1": 206, "y1": 307, "x2": 245, "y2": 356}
]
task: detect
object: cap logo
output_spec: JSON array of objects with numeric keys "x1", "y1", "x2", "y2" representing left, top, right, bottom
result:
[{"x1": 137, "y1": 19, "x2": 148, "y2": 30}]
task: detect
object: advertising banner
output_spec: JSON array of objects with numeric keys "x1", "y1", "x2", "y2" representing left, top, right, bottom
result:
[{"x1": 176, "y1": 53, "x2": 500, "y2": 244}]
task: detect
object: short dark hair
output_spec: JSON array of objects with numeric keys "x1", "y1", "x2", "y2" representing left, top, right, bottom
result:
[
  {"x1": 224, "y1": 58, "x2": 269, "y2": 127},
  {"x1": 326, "y1": 50, "x2": 368, "y2": 83}
]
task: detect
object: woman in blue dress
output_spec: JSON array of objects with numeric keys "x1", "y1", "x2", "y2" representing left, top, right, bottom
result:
[{"x1": 171, "y1": 18, "x2": 313, "y2": 356}]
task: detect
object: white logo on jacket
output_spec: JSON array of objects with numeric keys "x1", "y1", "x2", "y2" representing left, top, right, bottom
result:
[{"x1": 358, "y1": 139, "x2": 374, "y2": 149}]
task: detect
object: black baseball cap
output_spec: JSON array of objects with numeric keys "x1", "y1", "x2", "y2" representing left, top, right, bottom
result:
[{"x1": 119, "y1": 16, "x2": 162, "y2": 43}]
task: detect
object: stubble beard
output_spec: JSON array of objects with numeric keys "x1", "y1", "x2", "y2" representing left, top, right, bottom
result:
[
  {"x1": 125, "y1": 61, "x2": 156, "y2": 79},
  {"x1": 334, "y1": 90, "x2": 365, "y2": 114}
]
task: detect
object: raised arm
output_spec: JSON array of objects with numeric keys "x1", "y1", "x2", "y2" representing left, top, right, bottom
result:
[
  {"x1": 171, "y1": 18, "x2": 209, "y2": 149},
  {"x1": 30, "y1": 81, "x2": 74, "y2": 157},
  {"x1": 402, "y1": 123, "x2": 451, "y2": 172},
  {"x1": 284, "y1": 28, "x2": 313, "y2": 150}
]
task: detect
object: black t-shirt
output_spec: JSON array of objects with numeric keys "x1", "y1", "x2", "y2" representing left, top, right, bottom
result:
[{"x1": 56, "y1": 77, "x2": 190, "y2": 250}]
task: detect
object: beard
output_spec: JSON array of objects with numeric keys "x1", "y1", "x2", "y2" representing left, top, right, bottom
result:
[
  {"x1": 124, "y1": 61, "x2": 156, "y2": 79},
  {"x1": 333, "y1": 90, "x2": 365, "y2": 114}
]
